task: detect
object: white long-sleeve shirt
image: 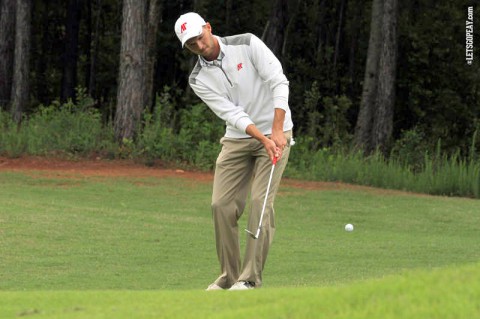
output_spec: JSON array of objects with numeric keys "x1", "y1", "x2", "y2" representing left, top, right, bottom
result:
[{"x1": 189, "y1": 33, "x2": 294, "y2": 138}]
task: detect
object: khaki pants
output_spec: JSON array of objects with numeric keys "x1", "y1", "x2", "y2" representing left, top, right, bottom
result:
[{"x1": 211, "y1": 131, "x2": 292, "y2": 288}]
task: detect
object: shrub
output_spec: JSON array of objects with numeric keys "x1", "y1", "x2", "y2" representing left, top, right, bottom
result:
[
  {"x1": 0, "y1": 89, "x2": 115, "y2": 157},
  {"x1": 137, "y1": 90, "x2": 224, "y2": 170}
]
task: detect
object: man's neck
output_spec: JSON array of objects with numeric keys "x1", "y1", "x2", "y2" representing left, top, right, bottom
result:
[{"x1": 204, "y1": 37, "x2": 221, "y2": 61}]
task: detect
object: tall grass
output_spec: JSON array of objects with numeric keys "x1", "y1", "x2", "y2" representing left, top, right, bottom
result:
[{"x1": 286, "y1": 137, "x2": 480, "y2": 198}]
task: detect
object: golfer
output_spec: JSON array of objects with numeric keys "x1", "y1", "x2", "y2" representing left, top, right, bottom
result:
[{"x1": 174, "y1": 12, "x2": 294, "y2": 290}]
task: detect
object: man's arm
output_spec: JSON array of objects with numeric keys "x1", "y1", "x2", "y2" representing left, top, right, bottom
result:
[{"x1": 271, "y1": 108, "x2": 287, "y2": 150}]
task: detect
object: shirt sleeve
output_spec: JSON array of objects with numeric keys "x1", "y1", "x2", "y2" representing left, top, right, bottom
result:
[{"x1": 248, "y1": 34, "x2": 289, "y2": 111}]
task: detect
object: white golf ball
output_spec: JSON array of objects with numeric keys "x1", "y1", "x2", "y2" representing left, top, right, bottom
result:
[{"x1": 345, "y1": 223, "x2": 354, "y2": 232}]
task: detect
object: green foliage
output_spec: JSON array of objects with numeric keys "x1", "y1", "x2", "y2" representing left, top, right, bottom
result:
[
  {"x1": 2, "y1": 84, "x2": 479, "y2": 197},
  {"x1": 395, "y1": 1, "x2": 480, "y2": 152},
  {"x1": 300, "y1": 81, "x2": 353, "y2": 149},
  {"x1": 26, "y1": 103, "x2": 106, "y2": 155},
  {"x1": 137, "y1": 88, "x2": 224, "y2": 170},
  {"x1": 390, "y1": 127, "x2": 430, "y2": 172},
  {"x1": 0, "y1": 111, "x2": 26, "y2": 157},
  {"x1": 177, "y1": 103, "x2": 224, "y2": 169},
  {"x1": 0, "y1": 90, "x2": 115, "y2": 158}
]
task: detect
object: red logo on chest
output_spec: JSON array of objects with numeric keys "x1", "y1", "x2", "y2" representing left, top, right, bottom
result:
[{"x1": 237, "y1": 63, "x2": 243, "y2": 71}]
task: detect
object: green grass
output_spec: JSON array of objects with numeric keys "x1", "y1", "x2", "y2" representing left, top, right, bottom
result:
[
  {"x1": 286, "y1": 147, "x2": 480, "y2": 198},
  {"x1": 1, "y1": 264, "x2": 480, "y2": 318},
  {"x1": 1, "y1": 169, "x2": 480, "y2": 318}
]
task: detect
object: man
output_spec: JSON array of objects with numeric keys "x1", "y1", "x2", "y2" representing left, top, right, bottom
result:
[{"x1": 174, "y1": 12, "x2": 294, "y2": 290}]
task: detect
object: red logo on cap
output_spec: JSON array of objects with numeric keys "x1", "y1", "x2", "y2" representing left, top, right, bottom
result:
[
  {"x1": 237, "y1": 63, "x2": 243, "y2": 71},
  {"x1": 181, "y1": 22, "x2": 187, "y2": 33}
]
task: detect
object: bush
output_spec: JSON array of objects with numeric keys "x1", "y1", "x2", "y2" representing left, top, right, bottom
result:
[
  {"x1": 390, "y1": 127, "x2": 430, "y2": 172},
  {"x1": 137, "y1": 90, "x2": 224, "y2": 170},
  {"x1": 0, "y1": 110, "x2": 28, "y2": 157},
  {"x1": 0, "y1": 90, "x2": 115, "y2": 158},
  {"x1": 299, "y1": 81, "x2": 352, "y2": 150}
]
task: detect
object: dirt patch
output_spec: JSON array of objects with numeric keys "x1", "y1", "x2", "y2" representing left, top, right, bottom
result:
[
  {"x1": 0, "y1": 156, "x2": 213, "y2": 182},
  {"x1": 0, "y1": 156, "x2": 417, "y2": 196}
]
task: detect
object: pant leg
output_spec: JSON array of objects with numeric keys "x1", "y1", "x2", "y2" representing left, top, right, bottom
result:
[
  {"x1": 238, "y1": 131, "x2": 292, "y2": 286},
  {"x1": 211, "y1": 137, "x2": 255, "y2": 288}
]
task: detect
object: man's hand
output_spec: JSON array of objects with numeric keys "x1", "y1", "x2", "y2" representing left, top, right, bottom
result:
[
  {"x1": 262, "y1": 138, "x2": 281, "y2": 163},
  {"x1": 246, "y1": 124, "x2": 281, "y2": 163},
  {"x1": 245, "y1": 108, "x2": 287, "y2": 163},
  {"x1": 271, "y1": 128, "x2": 287, "y2": 150}
]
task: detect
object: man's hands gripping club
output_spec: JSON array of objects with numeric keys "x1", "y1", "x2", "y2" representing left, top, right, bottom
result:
[{"x1": 246, "y1": 108, "x2": 287, "y2": 163}]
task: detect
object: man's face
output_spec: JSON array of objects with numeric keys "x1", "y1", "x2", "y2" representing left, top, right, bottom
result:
[{"x1": 185, "y1": 23, "x2": 216, "y2": 60}]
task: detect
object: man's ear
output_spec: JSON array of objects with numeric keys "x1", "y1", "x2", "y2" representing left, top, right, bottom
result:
[{"x1": 205, "y1": 22, "x2": 212, "y2": 33}]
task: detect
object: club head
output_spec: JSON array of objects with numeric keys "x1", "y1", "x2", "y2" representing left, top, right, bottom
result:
[{"x1": 244, "y1": 228, "x2": 259, "y2": 239}]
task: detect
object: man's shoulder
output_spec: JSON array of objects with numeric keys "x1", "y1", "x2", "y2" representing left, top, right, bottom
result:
[
  {"x1": 189, "y1": 59, "x2": 202, "y2": 85},
  {"x1": 220, "y1": 33, "x2": 256, "y2": 46}
]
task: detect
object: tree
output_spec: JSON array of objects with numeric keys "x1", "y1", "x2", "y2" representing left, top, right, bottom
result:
[
  {"x1": 0, "y1": 0, "x2": 16, "y2": 110},
  {"x1": 333, "y1": 0, "x2": 346, "y2": 69},
  {"x1": 145, "y1": 0, "x2": 161, "y2": 110},
  {"x1": 34, "y1": 0, "x2": 51, "y2": 105},
  {"x1": 114, "y1": 0, "x2": 147, "y2": 142},
  {"x1": 372, "y1": 0, "x2": 397, "y2": 150},
  {"x1": 354, "y1": 0, "x2": 398, "y2": 153},
  {"x1": 11, "y1": 0, "x2": 32, "y2": 123},
  {"x1": 262, "y1": 0, "x2": 288, "y2": 58},
  {"x1": 61, "y1": 0, "x2": 82, "y2": 102}
]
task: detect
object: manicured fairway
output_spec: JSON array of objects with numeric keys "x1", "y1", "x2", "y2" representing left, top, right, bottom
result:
[{"x1": 1, "y1": 162, "x2": 479, "y2": 318}]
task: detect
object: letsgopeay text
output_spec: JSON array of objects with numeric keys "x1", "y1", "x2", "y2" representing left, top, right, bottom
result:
[{"x1": 466, "y1": 6, "x2": 474, "y2": 65}]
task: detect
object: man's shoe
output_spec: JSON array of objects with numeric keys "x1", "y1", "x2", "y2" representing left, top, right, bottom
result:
[
  {"x1": 205, "y1": 283, "x2": 224, "y2": 291},
  {"x1": 229, "y1": 281, "x2": 256, "y2": 290}
]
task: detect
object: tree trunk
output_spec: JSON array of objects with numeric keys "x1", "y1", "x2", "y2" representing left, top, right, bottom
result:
[
  {"x1": 333, "y1": 0, "x2": 346, "y2": 68},
  {"x1": 11, "y1": 0, "x2": 31, "y2": 123},
  {"x1": 281, "y1": 0, "x2": 301, "y2": 57},
  {"x1": 315, "y1": 0, "x2": 327, "y2": 62},
  {"x1": 0, "y1": 0, "x2": 16, "y2": 110},
  {"x1": 84, "y1": 0, "x2": 92, "y2": 93},
  {"x1": 61, "y1": 0, "x2": 81, "y2": 102},
  {"x1": 372, "y1": 0, "x2": 397, "y2": 150},
  {"x1": 353, "y1": 0, "x2": 398, "y2": 153},
  {"x1": 353, "y1": 0, "x2": 383, "y2": 151},
  {"x1": 347, "y1": 0, "x2": 362, "y2": 97},
  {"x1": 262, "y1": 0, "x2": 288, "y2": 58},
  {"x1": 145, "y1": 0, "x2": 161, "y2": 110},
  {"x1": 35, "y1": 0, "x2": 49, "y2": 105},
  {"x1": 88, "y1": 0, "x2": 102, "y2": 98},
  {"x1": 114, "y1": 0, "x2": 147, "y2": 142}
]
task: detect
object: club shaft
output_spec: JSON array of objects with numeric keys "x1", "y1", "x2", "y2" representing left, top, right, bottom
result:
[{"x1": 254, "y1": 162, "x2": 276, "y2": 237}]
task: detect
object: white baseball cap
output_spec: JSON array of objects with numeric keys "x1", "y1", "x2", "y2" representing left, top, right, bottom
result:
[{"x1": 174, "y1": 12, "x2": 207, "y2": 47}]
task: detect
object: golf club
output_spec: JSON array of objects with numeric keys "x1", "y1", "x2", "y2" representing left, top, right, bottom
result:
[{"x1": 245, "y1": 156, "x2": 278, "y2": 239}]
